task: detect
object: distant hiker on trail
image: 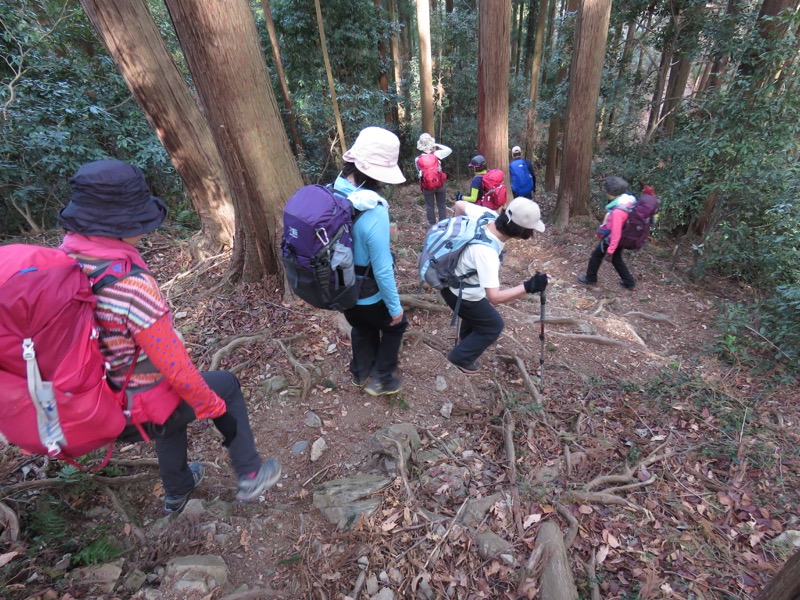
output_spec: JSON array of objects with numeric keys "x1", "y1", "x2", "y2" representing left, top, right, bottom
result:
[
  {"x1": 577, "y1": 176, "x2": 638, "y2": 290},
  {"x1": 57, "y1": 160, "x2": 281, "y2": 514},
  {"x1": 457, "y1": 154, "x2": 488, "y2": 204},
  {"x1": 333, "y1": 127, "x2": 408, "y2": 397},
  {"x1": 443, "y1": 198, "x2": 548, "y2": 373},
  {"x1": 415, "y1": 133, "x2": 452, "y2": 225},
  {"x1": 509, "y1": 146, "x2": 536, "y2": 199}
]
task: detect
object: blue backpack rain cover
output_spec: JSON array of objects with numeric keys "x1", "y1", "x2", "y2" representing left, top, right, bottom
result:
[{"x1": 509, "y1": 158, "x2": 534, "y2": 196}]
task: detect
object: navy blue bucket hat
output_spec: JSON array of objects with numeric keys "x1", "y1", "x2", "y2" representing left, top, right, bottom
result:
[{"x1": 58, "y1": 160, "x2": 167, "y2": 238}]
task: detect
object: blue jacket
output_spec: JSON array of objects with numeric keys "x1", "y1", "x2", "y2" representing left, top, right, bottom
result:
[{"x1": 333, "y1": 176, "x2": 402, "y2": 317}]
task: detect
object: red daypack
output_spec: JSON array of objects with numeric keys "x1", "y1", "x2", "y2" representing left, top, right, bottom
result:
[
  {"x1": 618, "y1": 187, "x2": 659, "y2": 250},
  {"x1": 418, "y1": 153, "x2": 447, "y2": 191},
  {"x1": 0, "y1": 245, "x2": 179, "y2": 463},
  {"x1": 477, "y1": 169, "x2": 508, "y2": 211}
]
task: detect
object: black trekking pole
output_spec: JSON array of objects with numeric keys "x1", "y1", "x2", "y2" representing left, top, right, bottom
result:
[{"x1": 538, "y1": 290, "x2": 546, "y2": 394}]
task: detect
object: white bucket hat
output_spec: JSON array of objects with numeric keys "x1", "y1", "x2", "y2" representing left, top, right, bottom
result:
[
  {"x1": 417, "y1": 133, "x2": 436, "y2": 152},
  {"x1": 505, "y1": 197, "x2": 546, "y2": 232},
  {"x1": 343, "y1": 127, "x2": 406, "y2": 185}
]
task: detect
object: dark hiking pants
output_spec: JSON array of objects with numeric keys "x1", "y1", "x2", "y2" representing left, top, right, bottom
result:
[
  {"x1": 343, "y1": 300, "x2": 408, "y2": 384},
  {"x1": 441, "y1": 288, "x2": 504, "y2": 366}
]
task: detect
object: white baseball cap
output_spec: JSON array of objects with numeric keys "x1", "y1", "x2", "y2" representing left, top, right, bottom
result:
[
  {"x1": 505, "y1": 197, "x2": 545, "y2": 232},
  {"x1": 511, "y1": 146, "x2": 522, "y2": 156}
]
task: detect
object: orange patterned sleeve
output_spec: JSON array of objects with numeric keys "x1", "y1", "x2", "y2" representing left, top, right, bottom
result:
[{"x1": 133, "y1": 315, "x2": 227, "y2": 419}]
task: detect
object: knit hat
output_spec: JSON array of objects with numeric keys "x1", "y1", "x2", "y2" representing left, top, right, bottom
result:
[
  {"x1": 417, "y1": 133, "x2": 436, "y2": 152},
  {"x1": 505, "y1": 197, "x2": 546, "y2": 233},
  {"x1": 58, "y1": 160, "x2": 167, "y2": 238},
  {"x1": 511, "y1": 146, "x2": 522, "y2": 157},
  {"x1": 343, "y1": 127, "x2": 405, "y2": 184}
]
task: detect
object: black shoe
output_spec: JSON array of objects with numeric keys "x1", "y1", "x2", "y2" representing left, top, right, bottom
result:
[
  {"x1": 447, "y1": 353, "x2": 482, "y2": 374},
  {"x1": 618, "y1": 280, "x2": 637, "y2": 290},
  {"x1": 365, "y1": 375, "x2": 402, "y2": 396},
  {"x1": 577, "y1": 275, "x2": 597, "y2": 285},
  {"x1": 352, "y1": 373, "x2": 370, "y2": 388},
  {"x1": 164, "y1": 462, "x2": 204, "y2": 514}
]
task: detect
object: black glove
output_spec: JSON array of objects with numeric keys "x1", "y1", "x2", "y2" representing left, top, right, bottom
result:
[
  {"x1": 212, "y1": 412, "x2": 238, "y2": 448},
  {"x1": 603, "y1": 252, "x2": 613, "y2": 263},
  {"x1": 455, "y1": 192, "x2": 463, "y2": 202},
  {"x1": 524, "y1": 272, "x2": 548, "y2": 294}
]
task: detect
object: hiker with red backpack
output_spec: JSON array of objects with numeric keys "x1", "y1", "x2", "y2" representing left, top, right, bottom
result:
[
  {"x1": 333, "y1": 127, "x2": 408, "y2": 396},
  {"x1": 457, "y1": 155, "x2": 508, "y2": 211},
  {"x1": 415, "y1": 133, "x2": 452, "y2": 225},
  {"x1": 577, "y1": 176, "x2": 653, "y2": 291},
  {"x1": 0, "y1": 160, "x2": 281, "y2": 514},
  {"x1": 438, "y1": 198, "x2": 548, "y2": 373}
]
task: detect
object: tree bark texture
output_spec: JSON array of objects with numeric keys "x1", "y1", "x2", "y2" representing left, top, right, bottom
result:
[
  {"x1": 757, "y1": 548, "x2": 800, "y2": 600},
  {"x1": 739, "y1": 0, "x2": 800, "y2": 91},
  {"x1": 553, "y1": 0, "x2": 612, "y2": 227},
  {"x1": 417, "y1": 0, "x2": 435, "y2": 134},
  {"x1": 79, "y1": 0, "x2": 236, "y2": 257},
  {"x1": 536, "y1": 521, "x2": 579, "y2": 600},
  {"x1": 387, "y1": 0, "x2": 406, "y2": 123},
  {"x1": 478, "y1": 0, "x2": 512, "y2": 188},
  {"x1": 524, "y1": 0, "x2": 550, "y2": 157},
  {"x1": 164, "y1": 0, "x2": 303, "y2": 282},
  {"x1": 261, "y1": 0, "x2": 304, "y2": 156}
]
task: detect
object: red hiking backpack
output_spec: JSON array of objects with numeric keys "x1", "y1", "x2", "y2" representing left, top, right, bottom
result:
[
  {"x1": 0, "y1": 245, "x2": 177, "y2": 462},
  {"x1": 618, "y1": 187, "x2": 659, "y2": 250},
  {"x1": 477, "y1": 169, "x2": 508, "y2": 211},
  {"x1": 418, "y1": 153, "x2": 447, "y2": 191}
]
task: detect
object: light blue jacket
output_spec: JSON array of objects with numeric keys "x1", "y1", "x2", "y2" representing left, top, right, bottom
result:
[{"x1": 334, "y1": 176, "x2": 402, "y2": 317}]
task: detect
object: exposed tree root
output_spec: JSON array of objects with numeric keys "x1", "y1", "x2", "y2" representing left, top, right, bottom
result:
[
  {"x1": 550, "y1": 332, "x2": 628, "y2": 347},
  {"x1": 624, "y1": 311, "x2": 678, "y2": 328},
  {"x1": 502, "y1": 410, "x2": 525, "y2": 538},
  {"x1": 399, "y1": 294, "x2": 450, "y2": 312},
  {"x1": 274, "y1": 334, "x2": 312, "y2": 399},
  {"x1": 536, "y1": 520, "x2": 579, "y2": 600},
  {"x1": 104, "y1": 485, "x2": 147, "y2": 545},
  {"x1": 209, "y1": 328, "x2": 272, "y2": 370},
  {"x1": 2, "y1": 472, "x2": 152, "y2": 495},
  {"x1": 497, "y1": 354, "x2": 542, "y2": 405}
]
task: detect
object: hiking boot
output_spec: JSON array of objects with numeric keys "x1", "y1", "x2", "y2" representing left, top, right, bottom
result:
[
  {"x1": 164, "y1": 462, "x2": 204, "y2": 514},
  {"x1": 236, "y1": 457, "x2": 281, "y2": 502},
  {"x1": 352, "y1": 373, "x2": 370, "y2": 388},
  {"x1": 577, "y1": 275, "x2": 597, "y2": 285},
  {"x1": 364, "y1": 375, "x2": 402, "y2": 396},
  {"x1": 618, "y1": 280, "x2": 637, "y2": 290},
  {"x1": 447, "y1": 353, "x2": 482, "y2": 374}
]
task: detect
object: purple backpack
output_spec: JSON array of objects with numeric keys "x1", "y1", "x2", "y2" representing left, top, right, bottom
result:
[
  {"x1": 281, "y1": 185, "x2": 363, "y2": 311},
  {"x1": 619, "y1": 189, "x2": 659, "y2": 250}
]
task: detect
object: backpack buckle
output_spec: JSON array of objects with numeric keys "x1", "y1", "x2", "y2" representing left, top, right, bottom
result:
[{"x1": 22, "y1": 339, "x2": 35, "y2": 361}]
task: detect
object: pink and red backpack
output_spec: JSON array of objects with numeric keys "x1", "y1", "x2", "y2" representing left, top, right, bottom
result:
[{"x1": 0, "y1": 245, "x2": 178, "y2": 464}]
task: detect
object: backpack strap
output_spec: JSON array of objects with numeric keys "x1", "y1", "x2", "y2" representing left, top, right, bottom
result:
[
  {"x1": 448, "y1": 217, "x2": 501, "y2": 326},
  {"x1": 87, "y1": 261, "x2": 154, "y2": 445}
]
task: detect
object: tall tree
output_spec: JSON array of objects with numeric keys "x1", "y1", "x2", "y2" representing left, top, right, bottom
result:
[
  {"x1": 552, "y1": 0, "x2": 613, "y2": 227},
  {"x1": 164, "y1": 0, "x2": 303, "y2": 282},
  {"x1": 417, "y1": 0, "x2": 435, "y2": 134},
  {"x1": 374, "y1": 0, "x2": 394, "y2": 125},
  {"x1": 261, "y1": 0, "x2": 304, "y2": 156},
  {"x1": 544, "y1": 0, "x2": 579, "y2": 192},
  {"x1": 524, "y1": 0, "x2": 549, "y2": 156},
  {"x1": 314, "y1": 0, "x2": 347, "y2": 156},
  {"x1": 79, "y1": 0, "x2": 236, "y2": 258},
  {"x1": 478, "y1": 0, "x2": 512, "y2": 180},
  {"x1": 739, "y1": 0, "x2": 800, "y2": 91},
  {"x1": 387, "y1": 0, "x2": 405, "y2": 122}
]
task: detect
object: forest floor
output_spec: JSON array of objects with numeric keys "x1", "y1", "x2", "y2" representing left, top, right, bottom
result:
[{"x1": 2, "y1": 181, "x2": 799, "y2": 600}]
